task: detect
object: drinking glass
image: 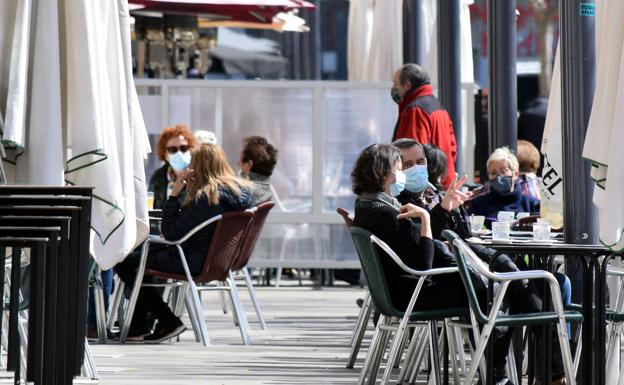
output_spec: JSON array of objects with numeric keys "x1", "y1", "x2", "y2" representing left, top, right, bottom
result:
[
  {"x1": 492, "y1": 221, "x2": 511, "y2": 241},
  {"x1": 146, "y1": 191, "x2": 155, "y2": 210},
  {"x1": 470, "y1": 215, "x2": 486, "y2": 233},
  {"x1": 497, "y1": 211, "x2": 515, "y2": 222},
  {"x1": 533, "y1": 222, "x2": 551, "y2": 241}
]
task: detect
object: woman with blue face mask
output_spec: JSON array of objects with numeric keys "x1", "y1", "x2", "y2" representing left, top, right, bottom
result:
[
  {"x1": 467, "y1": 147, "x2": 540, "y2": 227},
  {"x1": 148, "y1": 125, "x2": 197, "y2": 210}
]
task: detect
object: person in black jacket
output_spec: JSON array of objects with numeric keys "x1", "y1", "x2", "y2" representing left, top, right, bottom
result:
[{"x1": 115, "y1": 143, "x2": 252, "y2": 344}]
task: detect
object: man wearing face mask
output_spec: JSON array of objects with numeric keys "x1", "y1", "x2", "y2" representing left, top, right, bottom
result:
[
  {"x1": 468, "y1": 147, "x2": 540, "y2": 227},
  {"x1": 149, "y1": 125, "x2": 197, "y2": 210},
  {"x1": 393, "y1": 138, "x2": 472, "y2": 239},
  {"x1": 391, "y1": 64, "x2": 457, "y2": 188}
]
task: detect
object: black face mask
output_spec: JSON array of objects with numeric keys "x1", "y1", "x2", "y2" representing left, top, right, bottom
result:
[
  {"x1": 489, "y1": 175, "x2": 513, "y2": 194},
  {"x1": 390, "y1": 87, "x2": 402, "y2": 104}
]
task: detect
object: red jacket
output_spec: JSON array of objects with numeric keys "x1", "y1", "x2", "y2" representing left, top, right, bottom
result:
[{"x1": 392, "y1": 84, "x2": 457, "y2": 188}]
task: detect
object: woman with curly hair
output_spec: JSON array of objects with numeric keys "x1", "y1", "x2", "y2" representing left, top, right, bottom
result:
[{"x1": 149, "y1": 124, "x2": 198, "y2": 209}]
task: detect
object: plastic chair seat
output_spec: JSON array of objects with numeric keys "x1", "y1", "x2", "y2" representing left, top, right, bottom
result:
[
  {"x1": 494, "y1": 310, "x2": 583, "y2": 326},
  {"x1": 566, "y1": 303, "x2": 624, "y2": 322},
  {"x1": 408, "y1": 307, "x2": 469, "y2": 321}
]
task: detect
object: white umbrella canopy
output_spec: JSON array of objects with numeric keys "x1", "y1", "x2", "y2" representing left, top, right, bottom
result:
[
  {"x1": 366, "y1": 0, "x2": 403, "y2": 81},
  {"x1": 347, "y1": 0, "x2": 374, "y2": 81},
  {"x1": 0, "y1": 0, "x2": 151, "y2": 269},
  {"x1": 583, "y1": 0, "x2": 624, "y2": 252}
]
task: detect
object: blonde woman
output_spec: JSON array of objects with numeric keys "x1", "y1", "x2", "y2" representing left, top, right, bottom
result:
[{"x1": 115, "y1": 144, "x2": 252, "y2": 343}]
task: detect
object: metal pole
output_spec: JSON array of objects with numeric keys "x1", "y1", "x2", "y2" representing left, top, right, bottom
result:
[
  {"x1": 403, "y1": 0, "x2": 423, "y2": 65},
  {"x1": 559, "y1": 1, "x2": 597, "y2": 245},
  {"x1": 438, "y1": 0, "x2": 463, "y2": 174},
  {"x1": 560, "y1": 2, "x2": 597, "y2": 383},
  {"x1": 487, "y1": 0, "x2": 517, "y2": 151}
]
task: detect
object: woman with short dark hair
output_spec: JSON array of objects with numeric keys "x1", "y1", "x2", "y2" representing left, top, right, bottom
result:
[{"x1": 238, "y1": 136, "x2": 278, "y2": 206}]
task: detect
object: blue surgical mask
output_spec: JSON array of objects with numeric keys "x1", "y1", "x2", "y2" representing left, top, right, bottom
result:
[
  {"x1": 404, "y1": 165, "x2": 429, "y2": 193},
  {"x1": 389, "y1": 170, "x2": 406, "y2": 197},
  {"x1": 489, "y1": 175, "x2": 513, "y2": 194},
  {"x1": 168, "y1": 151, "x2": 191, "y2": 172}
]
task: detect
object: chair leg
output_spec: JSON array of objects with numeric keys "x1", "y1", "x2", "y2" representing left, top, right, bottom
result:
[
  {"x1": 173, "y1": 283, "x2": 187, "y2": 318},
  {"x1": 445, "y1": 320, "x2": 461, "y2": 385},
  {"x1": 465, "y1": 322, "x2": 496, "y2": 385},
  {"x1": 107, "y1": 279, "x2": 124, "y2": 331},
  {"x1": 183, "y1": 290, "x2": 201, "y2": 343},
  {"x1": 217, "y1": 281, "x2": 230, "y2": 314},
  {"x1": 187, "y1": 281, "x2": 210, "y2": 346},
  {"x1": 368, "y1": 324, "x2": 392, "y2": 385},
  {"x1": 381, "y1": 311, "x2": 413, "y2": 384},
  {"x1": 347, "y1": 295, "x2": 374, "y2": 369},
  {"x1": 227, "y1": 272, "x2": 251, "y2": 345},
  {"x1": 242, "y1": 268, "x2": 267, "y2": 330},
  {"x1": 82, "y1": 339, "x2": 99, "y2": 380},
  {"x1": 507, "y1": 339, "x2": 519, "y2": 385},
  {"x1": 358, "y1": 315, "x2": 385, "y2": 385},
  {"x1": 409, "y1": 326, "x2": 432, "y2": 383},
  {"x1": 397, "y1": 325, "x2": 423, "y2": 384},
  {"x1": 93, "y1": 280, "x2": 108, "y2": 343},
  {"x1": 428, "y1": 321, "x2": 442, "y2": 385},
  {"x1": 556, "y1": 320, "x2": 576, "y2": 385},
  {"x1": 119, "y1": 267, "x2": 146, "y2": 343},
  {"x1": 350, "y1": 293, "x2": 369, "y2": 346},
  {"x1": 454, "y1": 325, "x2": 468, "y2": 376}
]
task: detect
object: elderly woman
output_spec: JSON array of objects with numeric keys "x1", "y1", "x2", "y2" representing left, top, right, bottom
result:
[{"x1": 468, "y1": 147, "x2": 540, "y2": 225}]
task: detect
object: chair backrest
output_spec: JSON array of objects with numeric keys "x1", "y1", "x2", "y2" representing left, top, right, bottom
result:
[
  {"x1": 336, "y1": 207, "x2": 354, "y2": 229},
  {"x1": 195, "y1": 210, "x2": 254, "y2": 282},
  {"x1": 231, "y1": 201, "x2": 275, "y2": 271},
  {"x1": 349, "y1": 227, "x2": 401, "y2": 317},
  {"x1": 442, "y1": 230, "x2": 490, "y2": 324}
]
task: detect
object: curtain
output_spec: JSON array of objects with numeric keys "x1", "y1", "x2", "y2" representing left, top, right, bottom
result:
[{"x1": 348, "y1": 0, "x2": 374, "y2": 81}]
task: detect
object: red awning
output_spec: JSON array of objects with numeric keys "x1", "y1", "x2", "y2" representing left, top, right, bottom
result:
[{"x1": 128, "y1": 0, "x2": 315, "y2": 23}]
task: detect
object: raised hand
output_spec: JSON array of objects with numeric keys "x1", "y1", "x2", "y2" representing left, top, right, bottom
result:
[{"x1": 440, "y1": 173, "x2": 473, "y2": 212}]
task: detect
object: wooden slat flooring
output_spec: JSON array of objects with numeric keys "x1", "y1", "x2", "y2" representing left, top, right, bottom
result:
[{"x1": 91, "y1": 284, "x2": 375, "y2": 385}]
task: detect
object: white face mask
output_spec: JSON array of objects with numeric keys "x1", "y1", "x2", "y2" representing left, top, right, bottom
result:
[{"x1": 168, "y1": 151, "x2": 191, "y2": 171}]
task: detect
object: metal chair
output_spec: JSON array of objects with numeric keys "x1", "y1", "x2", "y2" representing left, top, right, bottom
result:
[
  {"x1": 350, "y1": 227, "x2": 469, "y2": 385},
  {"x1": 212, "y1": 201, "x2": 275, "y2": 330},
  {"x1": 443, "y1": 230, "x2": 582, "y2": 385},
  {"x1": 118, "y1": 210, "x2": 254, "y2": 346}
]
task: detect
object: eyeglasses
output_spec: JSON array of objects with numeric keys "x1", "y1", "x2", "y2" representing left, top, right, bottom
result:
[{"x1": 166, "y1": 145, "x2": 190, "y2": 154}]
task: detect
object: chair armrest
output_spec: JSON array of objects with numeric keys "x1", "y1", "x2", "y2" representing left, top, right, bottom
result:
[
  {"x1": 370, "y1": 234, "x2": 458, "y2": 277},
  {"x1": 151, "y1": 214, "x2": 223, "y2": 245}
]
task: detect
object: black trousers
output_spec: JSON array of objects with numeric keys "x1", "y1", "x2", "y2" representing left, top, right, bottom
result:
[{"x1": 115, "y1": 245, "x2": 184, "y2": 329}]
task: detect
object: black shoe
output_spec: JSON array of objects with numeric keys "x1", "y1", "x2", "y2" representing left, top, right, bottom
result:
[
  {"x1": 494, "y1": 376, "x2": 514, "y2": 385},
  {"x1": 144, "y1": 320, "x2": 186, "y2": 344},
  {"x1": 356, "y1": 298, "x2": 364, "y2": 308}
]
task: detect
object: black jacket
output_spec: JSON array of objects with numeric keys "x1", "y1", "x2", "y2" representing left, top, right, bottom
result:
[
  {"x1": 153, "y1": 186, "x2": 251, "y2": 275},
  {"x1": 353, "y1": 193, "x2": 459, "y2": 310}
]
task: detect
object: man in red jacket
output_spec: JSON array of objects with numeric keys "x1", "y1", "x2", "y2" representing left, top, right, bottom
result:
[{"x1": 391, "y1": 63, "x2": 457, "y2": 188}]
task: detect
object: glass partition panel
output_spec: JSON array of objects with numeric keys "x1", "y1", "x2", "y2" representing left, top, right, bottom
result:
[
  {"x1": 220, "y1": 87, "x2": 314, "y2": 212},
  {"x1": 322, "y1": 87, "x2": 396, "y2": 212},
  {"x1": 168, "y1": 87, "x2": 217, "y2": 133},
  {"x1": 248, "y1": 223, "x2": 358, "y2": 267}
]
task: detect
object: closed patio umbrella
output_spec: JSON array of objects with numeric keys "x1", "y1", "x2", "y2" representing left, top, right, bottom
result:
[
  {"x1": 0, "y1": 0, "x2": 151, "y2": 269},
  {"x1": 583, "y1": 0, "x2": 624, "y2": 252}
]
